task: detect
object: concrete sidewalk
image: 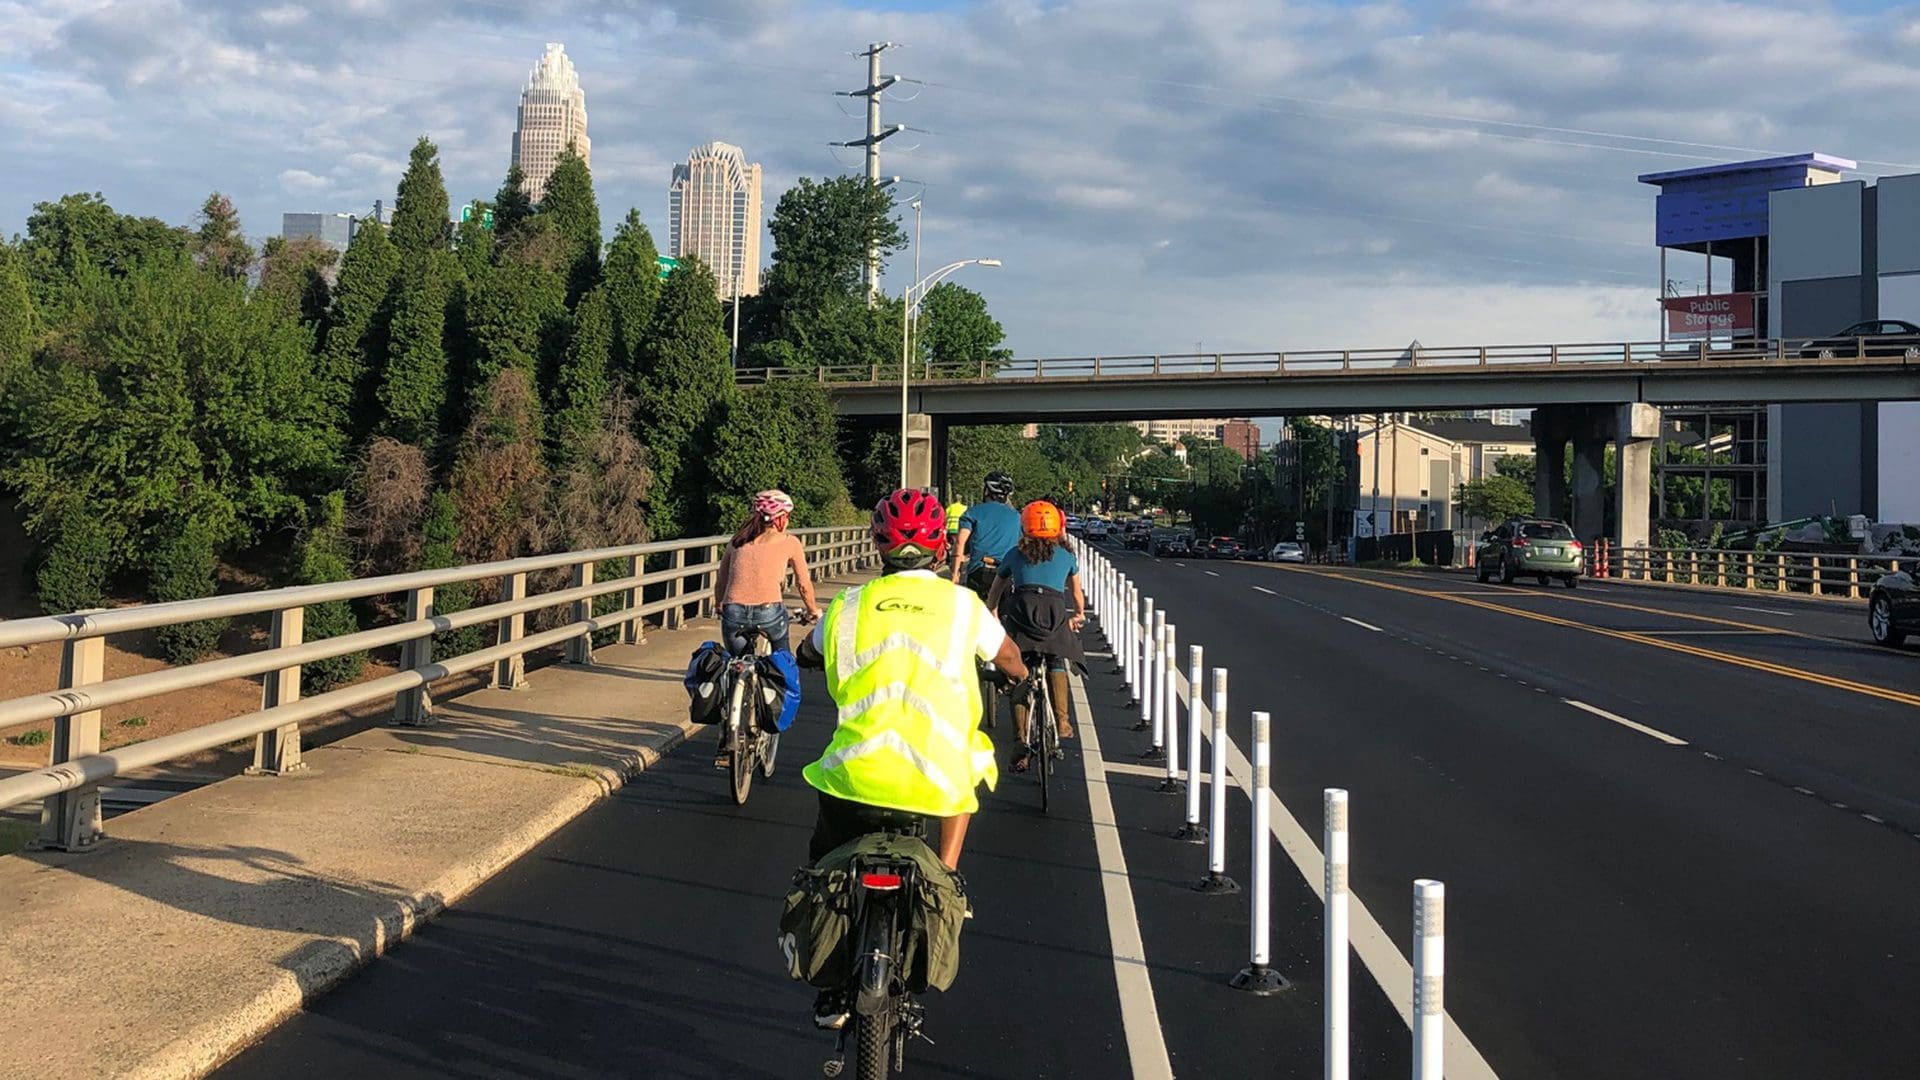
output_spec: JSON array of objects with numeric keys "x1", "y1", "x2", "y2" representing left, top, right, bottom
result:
[{"x1": 0, "y1": 580, "x2": 860, "y2": 1080}]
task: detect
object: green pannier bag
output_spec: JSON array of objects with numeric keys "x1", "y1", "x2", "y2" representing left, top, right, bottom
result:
[{"x1": 776, "y1": 832, "x2": 970, "y2": 993}]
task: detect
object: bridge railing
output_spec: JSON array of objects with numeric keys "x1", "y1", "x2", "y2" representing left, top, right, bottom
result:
[
  {"x1": 1613, "y1": 545, "x2": 1906, "y2": 599},
  {"x1": 0, "y1": 526, "x2": 877, "y2": 850},
  {"x1": 735, "y1": 335, "x2": 1920, "y2": 386}
]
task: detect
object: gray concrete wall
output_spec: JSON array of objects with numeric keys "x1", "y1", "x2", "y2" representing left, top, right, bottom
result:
[
  {"x1": 1769, "y1": 181, "x2": 1865, "y2": 337},
  {"x1": 1877, "y1": 173, "x2": 1920, "y2": 274},
  {"x1": 1775, "y1": 404, "x2": 1868, "y2": 517}
]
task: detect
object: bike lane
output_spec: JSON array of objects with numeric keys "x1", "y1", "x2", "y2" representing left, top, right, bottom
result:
[{"x1": 218, "y1": 661, "x2": 1140, "y2": 1078}]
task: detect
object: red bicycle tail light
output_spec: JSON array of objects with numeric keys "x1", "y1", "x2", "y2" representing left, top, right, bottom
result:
[{"x1": 859, "y1": 872, "x2": 903, "y2": 891}]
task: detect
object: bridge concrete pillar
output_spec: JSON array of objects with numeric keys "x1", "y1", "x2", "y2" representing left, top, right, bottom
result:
[
  {"x1": 904, "y1": 413, "x2": 941, "y2": 492},
  {"x1": 1532, "y1": 408, "x2": 1569, "y2": 521},
  {"x1": 1615, "y1": 404, "x2": 1660, "y2": 552},
  {"x1": 1570, "y1": 423, "x2": 1608, "y2": 544}
]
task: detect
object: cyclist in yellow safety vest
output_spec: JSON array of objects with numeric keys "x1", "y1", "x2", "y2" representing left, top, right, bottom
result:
[
  {"x1": 797, "y1": 489, "x2": 1028, "y2": 872},
  {"x1": 944, "y1": 499, "x2": 967, "y2": 570}
]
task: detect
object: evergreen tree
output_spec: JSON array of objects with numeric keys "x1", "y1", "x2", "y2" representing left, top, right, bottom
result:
[
  {"x1": 448, "y1": 368, "x2": 551, "y2": 565},
  {"x1": 376, "y1": 254, "x2": 452, "y2": 450},
  {"x1": 419, "y1": 489, "x2": 485, "y2": 657},
  {"x1": 192, "y1": 192, "x2": 253, "y2": 281},
  {"x1": 19, "y1": 193, "x2": 189, "y2": 317},
  {"x1": 297, "y1": 491, "x2": 365, "y2": 692},
  {"x1": 319, "y1": 221, "x2": 398, "y2": 430},
  {"x1": 602, "y1": 209, "x2": 662, "y2": 380},
  {"x1": 453, "y1": 202, "x2": 494, "y2": 282},
  {"x1": 32, "y1": 508, "x2": 118, "y2": 615},
  {"x1": 257, "y1": 235, "x2": 336, "y2": 328},
  {"x1": 493, "y1": 164, "x2": 534, "y2": 241},
  {"x1": 548, "y1": 286, "x2": 612, "y2": 469},
  {"x1": 709, "y1": 380, "x2": 856, "y2": 526},
  {"x1": 460, "y1": 232, "x2": 568, "y2": 421},
  {"x1": 634, "y1": 255, "x2": 734, "y2": 537},
  {"x1": 539, "y1": 146, "x2": 602, "y2": 303},
  {"x1": 390, "y1": 136, "x2": 452, "y2": 259},
  {"x1": 148, "y1": 514, "x2": 228, "y2": 663},
  {"x1": 0, "y1": 246, "x2": 33, "y2": 395}
]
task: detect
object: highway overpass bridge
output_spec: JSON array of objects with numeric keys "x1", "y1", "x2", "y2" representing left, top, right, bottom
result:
[{"x1": 742, "y1": 337, "x2": 1920, "y2": 546}]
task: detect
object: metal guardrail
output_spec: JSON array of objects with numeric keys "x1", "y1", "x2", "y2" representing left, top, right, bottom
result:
[
  {"x1": 0, "y1": 527, "x2": 878, "y2": 850},
  {"x1": 1613, "y1": 546, "x2": 1907, "y2": 599},
  {"x1": 734, "y1": 336, "x2": 1920, "y2": 387}
]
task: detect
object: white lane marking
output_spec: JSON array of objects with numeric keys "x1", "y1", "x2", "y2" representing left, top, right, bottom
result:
[
  {"x1": 1563, "y1": 699, "x2": 1689, "y2": 746},
  {"x1": 1101, "y1": 761, "x2": 1199, "y2": 782},
  {"x1": 1169, "y1": 669, "x2": 1501, "y2": 1080},
  {"x1": 1173, "y1": 562, "x2": 1187, "y2": 568},
  {"x1": 1341, "y1": 617, "x2": 1384, "y2": 632},
  {"x1": 1070, "y1": 673, "x2": 1174, "y2": 1080},
  {"x1": 1252, "y1": 586, "x2": 1278, "y2": 596},
  {"x1": 1204, "y1": 570, "x2": 1221, "y2": 578},
  {"x1": 1733, "y1": 606, "x2": 1795, "y2": 617}
]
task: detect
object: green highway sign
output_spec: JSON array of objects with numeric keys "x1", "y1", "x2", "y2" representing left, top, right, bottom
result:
[{"x1": 657, "y1": 255, "x2": 678, "y2": 280}]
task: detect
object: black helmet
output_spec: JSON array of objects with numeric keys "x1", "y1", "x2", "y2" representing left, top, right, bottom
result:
[{"x1": 983, "y1": 471, "x2": 1015, "y2": 500}]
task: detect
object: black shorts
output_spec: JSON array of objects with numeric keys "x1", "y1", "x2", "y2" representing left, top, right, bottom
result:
[{"x1": 809, "y1": 791, "x2": 928, "y2": 863}]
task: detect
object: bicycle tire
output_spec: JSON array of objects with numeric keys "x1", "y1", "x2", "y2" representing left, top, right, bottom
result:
[
  {"x1": 1034, "y1": 685, "x2": 1051, "y2": 814},
  {"x1": 728, "y1": 674, "x2": 753, "y2": 806},
  {"x1": 853, "y1": 1010, "x2": 893, "y2": 1080},
  {"x1": 758, "y1": 731, "x2": 779, "y2": 778}
]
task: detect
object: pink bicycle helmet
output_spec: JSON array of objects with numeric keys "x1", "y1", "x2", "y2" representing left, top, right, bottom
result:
[{"x1": 751, "y1": 489, "x2": 795, "y2": 521}]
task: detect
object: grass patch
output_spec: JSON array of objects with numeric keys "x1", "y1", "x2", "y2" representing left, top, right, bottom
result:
[
  {"x1": 0, "y1": 819, "x2": 37, "y2": 857},
  {"x1": 5, "y1": 729, "x2": 48, "y2": 747},
  {"x1": 550, "y1": 763, "x2": 604, "y2": 780},
  {"x1": 402, "y1": 744, "x2": 421, "y2": 755},
  {"x1": 118, "y1": 716, "x2": 149, "y2": 728}
]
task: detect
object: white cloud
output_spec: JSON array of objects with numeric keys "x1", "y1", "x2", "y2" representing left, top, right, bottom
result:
[{"x1": 278, "y1": 168, "x2": 331, "y2": 195}]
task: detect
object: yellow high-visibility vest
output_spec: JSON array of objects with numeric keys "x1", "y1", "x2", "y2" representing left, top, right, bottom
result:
[
  {"x1": 804, "y1": 574, "x2": 999, "y2": 817},
  {"x1": 946, "y1": 502, "x2": 967, "y2": 533}
]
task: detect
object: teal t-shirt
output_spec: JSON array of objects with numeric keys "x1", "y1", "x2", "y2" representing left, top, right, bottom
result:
[
  {"x1": 960, "y1": 501, "x2": 1021, "y2": 571},
  {"x1": 997, "y1": 545, "x2": 1079, "y2": 592}
]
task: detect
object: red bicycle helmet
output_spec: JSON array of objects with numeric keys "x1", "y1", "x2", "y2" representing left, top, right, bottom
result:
[{"x1": 872, "y1": 488, "x2": 949, "y2": 569}]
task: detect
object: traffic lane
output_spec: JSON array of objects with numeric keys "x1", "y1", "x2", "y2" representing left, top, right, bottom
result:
[
  {"x1": 1226, "y1": 560, "x2": 1920, "y2": 829},
  {"x1": 219, "y1": 672, "x2": 1137, "y2": 1080},
  {"x1": 1100, "y1": 553, "x2": 1920, "y2": 1080},
  {"x1": 1077, "y1": 654, "x2": 1411, "y2": 1078}
]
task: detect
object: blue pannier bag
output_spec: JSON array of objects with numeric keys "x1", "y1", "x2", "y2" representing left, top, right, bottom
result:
[
  {"x1": 684, "y1": 641, "x2": 727, "y2": 725},
  {"x1": 755, "y1": 650, "x2": 803, "y2": 733}
]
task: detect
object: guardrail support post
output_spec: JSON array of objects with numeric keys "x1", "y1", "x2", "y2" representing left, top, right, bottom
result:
[
  {"x1": 568, "y1": 560, "x2": 595, "y2": 665},
  {"x1": 248, "y1": 606, "x2": 307, "y2": 776},
  {"x1": 666, "y1": 548, "x2": 687, "y2": 629},
  {"x1": 395, "y1": 586, "x2": 435, "y2": 727},
  {"x1": 1776, "y1": 554, "x2": 1787, "y2": 593},
  {"x1": 1744, "y1": 552, "x2": 1755, "y2": 590},
  {"x1": 623, "y1": 554, "x2": 644, "y2": 645},
  {"x1": 701, "y1": 545, "x2": 722, "y2": 620},
  {"x1": 39, "y1": 631, "x2": 106, "y2": 851},
  {"x1": 492, "y1": 572, "x2": 529, "y2": 690}
]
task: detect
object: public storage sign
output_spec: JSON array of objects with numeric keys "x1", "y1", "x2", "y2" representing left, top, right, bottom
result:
[{"x1": 1663, "y1": 293, "x2": 1755, "y2": 339}]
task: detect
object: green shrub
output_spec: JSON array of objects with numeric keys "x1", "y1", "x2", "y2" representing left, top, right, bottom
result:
[
  {"x1": 35, "y1": 513, "x2": 115, "y2": 614},
  {"x1": 118, "y1": 715, "x2": 148, "y2": 728},
  {"x1": 299, "y1": 493, "x2": 366, "y2": 693},
  {"x1": 149, "y1": 516, "x2": 228, "y2": 664},
  {"x1": 7, "y1": 729, "x2": 48, "y2": 747}
]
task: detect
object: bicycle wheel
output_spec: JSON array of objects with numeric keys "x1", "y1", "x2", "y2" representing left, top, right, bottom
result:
[
  {"x1": 853, "y1": 1010, "x2": 893, "y2": 1080},
  {"x1": 728, "y1": 675, "x2": 754, "y2": 805},
  {"x1": 1033, "y1": 685, "x2": 1051, "y2": 814},
  {"x1": 978, "y1": 673, "x2": 998, "y2": 732},
  {"x1": 758, "y1": 731, "x2": 780, "y2": 778}
]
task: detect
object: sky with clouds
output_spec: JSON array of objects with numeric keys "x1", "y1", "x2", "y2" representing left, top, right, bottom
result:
[{"x1": 5, "y1": 0, "x2": 1919, "y2": 359}]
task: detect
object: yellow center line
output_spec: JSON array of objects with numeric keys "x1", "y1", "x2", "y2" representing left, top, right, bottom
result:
[
  {"x1": 1335, "y1": 565, "x2": 1861, "y2": 647},
  {"x1": 1277, "y1": 567, "x2": 1920, "y2": 710}
]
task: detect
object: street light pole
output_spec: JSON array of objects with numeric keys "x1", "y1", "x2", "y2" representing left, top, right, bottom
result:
[{"x1": 898, "y1": 257, "x2": 1002, "y2": 489}]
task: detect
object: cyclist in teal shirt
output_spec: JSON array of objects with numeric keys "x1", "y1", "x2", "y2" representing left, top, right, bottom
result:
[{"x1": 951, "y1": 471, "x2": 1021, "y2": 597}]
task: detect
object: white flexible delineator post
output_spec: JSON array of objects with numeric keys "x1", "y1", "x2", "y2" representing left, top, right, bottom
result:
[
  {"x1": 1194, "y1": 667, "x2": 1238, "y2": 895},
  {"x1": 1142, "y1": 610, "x2": 1166, "y2": 744},
  {"x1": 1413, "y1": 880, "x2": 1446, "y2": 1080},
  {"x1": 1157, "y1": 622, "x2": 1182, "y2": 791},
  {"x1": 1231, "y1": 709, "x2": 1286, "y2": 994},
  {"x1": 1326, "y1": 788, "x2": 1351, "y2": 1080},
  {"x1": 1176, "y1": 644, "x2": 1205, "y2": 840}
]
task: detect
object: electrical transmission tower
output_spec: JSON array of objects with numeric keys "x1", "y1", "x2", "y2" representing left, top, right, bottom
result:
[{"x1": 837, "y1": 41, "x2": 904, "y2": 302}]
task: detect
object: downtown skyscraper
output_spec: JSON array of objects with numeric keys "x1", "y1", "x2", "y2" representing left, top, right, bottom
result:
[
  {"x1": 668, "y1": 142, "x2": 763, "y2": 298},
  {"x1": 512, "y1": 43, "x2": 590, "y2": 205}
]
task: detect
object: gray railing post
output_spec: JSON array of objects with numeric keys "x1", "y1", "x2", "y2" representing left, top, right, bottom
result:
[
  {"x1": 39, "y1": 630, "x2": 106, "y2": 850},
  {"x1": 567, "y1": 560, "x2": 595, "y2": 665},
  {"x1": 702, "y1": 545, "x2": 723, "y2": 619},
  {"x1": 395, "y1": 585, "x2": 435, "y2": 726},
  {"x1": 248, "y1": 606, "x2": 307, "y2": 776},
  {"x1": 492, "y1": 572, "x2": 528, "y2": 690},
  {"x1": 667, "y1": 548, "x2": 688, "y2": 629},
  {"x1": 623, "y1": 554, "x2": 644, "y2": 645}
]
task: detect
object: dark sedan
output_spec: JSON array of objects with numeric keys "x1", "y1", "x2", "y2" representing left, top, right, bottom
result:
[
  {"x1": 1206, "y1": 537, "x2": 1245, "y2": 560},
  {"x1": 1868, "y1": 570, "x2": 1920, "y2": 648},
  {"x1": 1798, "y1": 320, "x2": 1920, "y2": 359}
]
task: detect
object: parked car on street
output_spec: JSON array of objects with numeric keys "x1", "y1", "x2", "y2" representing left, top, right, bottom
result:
[
  {"x1": 1474, "y1": 518, "x2": 1584, "y2": 587},
  {"x1": 1797, "y1": 319, "x2": 1920, "y2": 359},
  {"x1": 1267, "y1": 541, "x2": 1308, "y2": 564},
  {"x1": 1152, "y1": 535, "x2": 1191, "y2": 558},
  {"x1": 1206, "y1": 536, "x2": 1245, "y2": 560},
  {"x1": 1086, "y1": 519, "x2": 1110, "y2": 541},
  {"x1": 1868, "y1": 570, "x2": 1920, "y2": 648},
  {"x1": 1124, "y1": 522, "x2": 1153, "y2": 549}
]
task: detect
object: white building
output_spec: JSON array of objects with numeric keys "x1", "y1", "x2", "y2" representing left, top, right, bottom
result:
[
  {"x1": 512, "y1": 43, "x2": 590, "y2": 205},
  {"x1": 668, "y1": 142, "x2": 763, "y2": 298}
]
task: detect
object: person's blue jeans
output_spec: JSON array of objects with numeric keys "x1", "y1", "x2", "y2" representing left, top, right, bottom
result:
[{"x1": 721, "y1": 603, "x2": 791, "y2": 656}]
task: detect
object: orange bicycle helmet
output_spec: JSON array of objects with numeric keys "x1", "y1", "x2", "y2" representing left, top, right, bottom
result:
[{"x1": 1020, "y1": 500, "x2": 1065, "y2": 540}]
